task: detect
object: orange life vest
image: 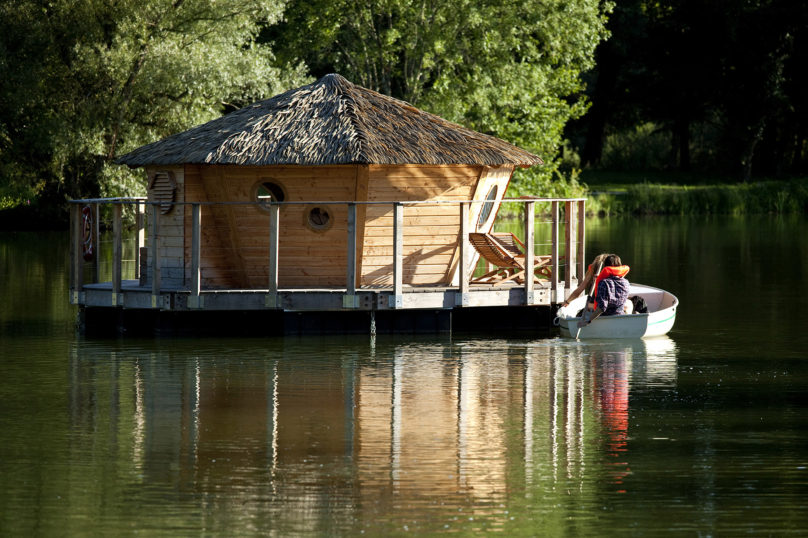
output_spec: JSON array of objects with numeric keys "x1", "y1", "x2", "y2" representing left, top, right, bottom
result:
[{"x1": 588, "y1": 265, "x2": 630, "y2": 309}]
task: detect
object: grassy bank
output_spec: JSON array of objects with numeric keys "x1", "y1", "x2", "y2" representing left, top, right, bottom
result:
[
  {"x1": 498, "y1": 172, "x2": 808, "y2": 218},
  {"x1": 585, "y1": 171, "x2": 808, "y2": 215}
]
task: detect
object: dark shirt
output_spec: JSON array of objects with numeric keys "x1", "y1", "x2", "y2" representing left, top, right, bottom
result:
[{"x1": 597, "y1": 276, "x2": 630, "y2": 316}]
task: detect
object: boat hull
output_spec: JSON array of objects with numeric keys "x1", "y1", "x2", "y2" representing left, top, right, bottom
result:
[{"x1": 558, "y1": 284, "x2": 678, "y2": 339}]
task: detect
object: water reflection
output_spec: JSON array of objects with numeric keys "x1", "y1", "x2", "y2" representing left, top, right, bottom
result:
[
  {"x1": 5, "y1": 216, "x2": 808, "y2": 536},
  {"x1": 63, "y1": 337, "x2": 679, "y2": 534}
]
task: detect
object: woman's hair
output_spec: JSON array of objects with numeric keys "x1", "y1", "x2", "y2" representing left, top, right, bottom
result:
[
  {"x1": 590, "y1": 253, "x2": 622, "y2": 272},
  {"x1": 590, "y1": 253, "x2": 611, "y2": 271}
]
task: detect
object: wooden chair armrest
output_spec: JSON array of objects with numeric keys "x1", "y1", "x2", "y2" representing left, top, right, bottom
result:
[{"x1": 512, "y1": 234, "x2": 526, "y2": 250}]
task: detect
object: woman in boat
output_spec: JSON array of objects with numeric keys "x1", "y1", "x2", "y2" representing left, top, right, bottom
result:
[
  {"x1": 562, "y1": 252, "x2": 611, "y2": 308},
  {"x1": 577, "y1": 254, "x2": 631, "y2": 328}
]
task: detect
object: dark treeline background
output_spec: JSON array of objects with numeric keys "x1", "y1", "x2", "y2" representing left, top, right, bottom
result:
[
  {"x1": 570, "y1": 0, "x2": 808, "y2": 182},
  {"x1": 0, "y1": 0, "x2": 805, "y2": 227}
]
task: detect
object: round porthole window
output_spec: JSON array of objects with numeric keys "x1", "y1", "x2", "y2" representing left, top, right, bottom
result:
[
  {"x1": 477, "y1": 185, "x2": 498, "y2": 230},
  {"x1": 251, "y1": 179, "x2": 287, "y2": 214},
  {"x1": 304, "y1": 204, "x2": 334, "y2": 233}
]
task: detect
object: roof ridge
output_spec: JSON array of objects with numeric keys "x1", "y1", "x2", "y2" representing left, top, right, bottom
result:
[{"x1": 335, "y1": 77, "x2": 368, "y2": 164}]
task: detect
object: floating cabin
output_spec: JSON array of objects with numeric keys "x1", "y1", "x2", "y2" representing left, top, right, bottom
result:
[
  {"x1": 69, "y1": 73, "x2": 587, "y2": 335},
  {"x1": 116, "y1": 73, "x2": 542, "y2": 291}
]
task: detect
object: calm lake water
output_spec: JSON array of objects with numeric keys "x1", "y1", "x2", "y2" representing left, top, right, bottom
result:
[{"x1": 1, "y1": 215, "x2": 807, "y2": 537}]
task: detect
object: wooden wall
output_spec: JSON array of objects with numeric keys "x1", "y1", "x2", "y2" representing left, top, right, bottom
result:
[
  {"x1": 163, "y1": 163, "x2": 512, "y2": 290},
  {"x1": 145, "y1": 165, "x2": 186, "y2": 289},
  {"x1": 185, "y1": 164, "x2": 357, "y2": 289},
  {"x1": 360, "y1": 164, "x2": 484, "y2": 287},
  {"x1": 183, "y1": 165, "x2": 233, "y2": 289},
  {"x1": 451, "y1": 164, "x2": 515, "y2": 284}
]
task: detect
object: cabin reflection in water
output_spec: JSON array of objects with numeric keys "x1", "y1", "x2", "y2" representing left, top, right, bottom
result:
[{"x1": 67, "y1": 339, "x2": 677, "y2": 519}]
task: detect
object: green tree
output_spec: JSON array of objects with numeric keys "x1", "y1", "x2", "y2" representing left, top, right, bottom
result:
[
  {"x1": 578, "y1": 0, "x2": 807, "y2": 181},
  {"x1": 0, "y1": 0, "x2": 308, "y2": 220},
  {"x1": 269, "y1": 0, "x2": 612, "y2": 193},
  {"x1": 718, "y1": 0, "x2": 796, "y2": 182}
]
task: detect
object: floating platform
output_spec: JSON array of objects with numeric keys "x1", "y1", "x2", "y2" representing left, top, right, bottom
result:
[
  {"x1": 77, "y1": 280, "x2": 559, "y2": 336},
  {"x1": 68, "y1": 194, "x2": 585, "y2": 337}
]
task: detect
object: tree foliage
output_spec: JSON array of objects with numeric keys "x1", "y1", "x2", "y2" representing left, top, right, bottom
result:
[
  {"x1": 577, "y1": 0, "x2": 808, "y2": 181},
  {"x1": 1, "y1": 0, "x2": 611, "y2": 223},
  {"x1": 0, "y1": 0, "x2": 308, "y2": 217},
  {"x1": 269, "y1": 0, "x2": 612, "y2": 193}
]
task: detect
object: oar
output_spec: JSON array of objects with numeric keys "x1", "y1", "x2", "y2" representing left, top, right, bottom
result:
[{"x1": 573, "y1": 261, "x2": 604, "y2": 339}]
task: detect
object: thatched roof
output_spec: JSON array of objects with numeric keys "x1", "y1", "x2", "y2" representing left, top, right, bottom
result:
[{"x1": 116, "y1": 74, "x2": 543, "y2": 168}]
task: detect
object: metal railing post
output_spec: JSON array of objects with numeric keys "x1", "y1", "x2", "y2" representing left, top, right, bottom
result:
[
  {"x1": 189, "y1": 204, "x2": 203, "y2": 309},
  {"x1": 70, "y1": 203, "x2": 84, "y2": 304},
  {"x1": 91, "y1": 203, "x2": 100, "y2": 283},
  {"x1": 134, "y1": 201, "x2": 145, "y2": 280},
  {"x1": 577, "y1": 200, "x2": 586, "y2": 281},
  {"x1": 344, "y1": 203, "x2": 358, "y2": 309},
  {"x1": 551, "y1": 201, "x2": 560, "y2": 304},
  {"x1": 266, "y1": 203, "x2": 280, "y2": 309},
  {"x1": 564, "y1": 201, "x2": 577, "y2": 297},
  {"x1": 112, "y1": 203, "x2": 123, "y2": 306},
  {"x1": 69, "y1": 203, "x2": 75, "y2": 295},
  {"x1": 524, "y1": 201, "x2": 535, "y2": 305},
  {"x1": 150, "y1": 204, "x2": 162, "y2": 308},
  {"x1": 391, "y1": 203, "x2": 404, "y2": 309},
  {"x1": 456, "y1": 202, "x2": 470, "y2": 307}
]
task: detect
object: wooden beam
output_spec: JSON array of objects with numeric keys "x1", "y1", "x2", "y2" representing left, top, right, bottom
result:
[
  {"x1": 151, "y1": 204, "x2": 161, "y2": 307},
  {"x1": 202, "y1": 166, "x2": 251, "y2": 289},
  {"x1": 266, "y1": 203, "x2": 280, "y2": 308},
  {"x1": 354, "y1": 164, "x2": 370, "y2": 288},
  {"x1": 190, "y1": 204, "x2": 202, "y2": 308},
  {"x1": 344, "y1": 203, "x2": 358, "y2": 308},
  {"x1": 551, "y1": 201, "x2": 559, "y2": 303},
  {"x1": 134, "y1": 201, "x2": 145, "y2": 280},
  {"x1": 91, "y1": 203, "x2": 100, "y2": 283},
  {"x1": 112, "y1": 203, "x2": 122, "y2": 306},
  {"x1": 577, "y1": 200, "x2": 586, "y2": 281},
  {"x1": 524, "y1": 201, "x2": 535, "y2": 304},
  {"x1": 457, "y1": 202, "x2": 469, "y2": 306},
  {"x1": 442, "y1": 165, "x2": 488, "y2": 285},
  {"x1": 564, "y1": 201, "x2": 577, "y2": 293},
  {"x1": 392, "y1": 203, "x2": 404, "y2": 308}
]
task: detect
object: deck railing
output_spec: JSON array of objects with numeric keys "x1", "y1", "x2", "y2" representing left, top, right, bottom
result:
[{"x1": 67, "y1": 197, "x2": 586, "y2": 309}]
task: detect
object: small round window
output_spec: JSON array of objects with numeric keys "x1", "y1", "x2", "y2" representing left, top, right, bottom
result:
[
  {"x1": 477, "y1": 185, "x2": 498, "y2": 230},
  {"x1": 304, "y1": 204, "x2": 334, "y2": 233},
  {"x1": 251, "y1": 179, "x2": 287, "y2": 214}
]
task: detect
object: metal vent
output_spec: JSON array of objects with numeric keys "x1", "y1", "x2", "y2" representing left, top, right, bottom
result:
[{"x1": 148, "y1": 171, "x2": 177, "y2": 214}]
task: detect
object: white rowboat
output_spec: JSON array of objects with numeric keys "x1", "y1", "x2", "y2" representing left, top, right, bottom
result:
[{"x1": 558, "y1": 284, "x2": 678, "y2": 339}]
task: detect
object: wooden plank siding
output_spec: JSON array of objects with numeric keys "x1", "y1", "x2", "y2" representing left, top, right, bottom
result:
[
  {"x1": 145, "y1": 165, "x2": 185, "y2": 289},
  {"x1": 183, "y1": 165, "x2": 231, "y2": 288},
  {"x1": 174, "y1": 163, "x2": 511, "y2": 290},
  {"x1": 443, "y1": 165, "x2": 514, "y2": 285},
  {"x1": 187, "y1": 164, "x2": 359, "y2": 288},
  {"x1": 360, "y1": 164, "x2": 483, "y2": 286}
]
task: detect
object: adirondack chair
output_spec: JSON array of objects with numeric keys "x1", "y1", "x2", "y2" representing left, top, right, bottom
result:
[{"x1": 469, "y1": 232, "x2": 558, "y2": 286}]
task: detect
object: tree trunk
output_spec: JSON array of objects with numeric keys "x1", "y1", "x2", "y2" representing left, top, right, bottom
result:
[
  {"x1": 740, "y1": 137, "x2": 759, "y2": 183},
  {"x1": 678, "y1": 118, "x2": 691, "y2": 172},
  {"x1": 667, "y1": 127, "x2": 680, "y2": 171},
  {"x1": 581, "y1": 46, "x2": 621, "y2": 167},
  {"x1": 792, "y1": 124, "x2": 805, "y2": 175}
]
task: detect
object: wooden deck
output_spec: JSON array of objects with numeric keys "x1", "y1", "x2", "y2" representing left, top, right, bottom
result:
[
  {"x1": 68, "y1": 197, "x2": 584, "y2": 334},
  {"x1": 78, "y1": 279, "x2": 562, "y2": 312}
]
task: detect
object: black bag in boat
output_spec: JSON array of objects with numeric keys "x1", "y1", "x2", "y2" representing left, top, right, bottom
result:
[{"x1": 630, "y1": 296, "x2": 649, "y2": 314}]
